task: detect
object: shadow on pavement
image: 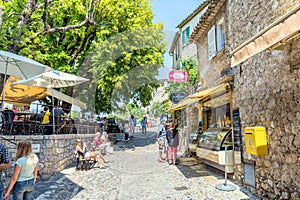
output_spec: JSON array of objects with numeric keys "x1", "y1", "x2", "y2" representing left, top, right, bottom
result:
[
  {"x1": 175, "y1": 157, "x2": 215, "y2": 179},
  {"x1": 113, "y1": 132, "x2": 156, "y2": 151},
  {"x1": 33, "y1": 163, "x2": 84, "y2": 199}
]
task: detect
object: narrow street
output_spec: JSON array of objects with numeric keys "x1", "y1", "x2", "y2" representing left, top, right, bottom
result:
[{"x1": 33, "y1": 128, "x2": 258, "y2": 200}]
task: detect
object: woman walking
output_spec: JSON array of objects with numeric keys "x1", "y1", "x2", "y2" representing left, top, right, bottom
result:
[
  {"x1": 4, "y1": 140, "x2": 38, "y2": 200},
  {"x1": 129, "y1": 115, "x2": 137, "y2": 137},
  {"x1": 166, "y1": 122, "x2": 180, "y2": 165}
]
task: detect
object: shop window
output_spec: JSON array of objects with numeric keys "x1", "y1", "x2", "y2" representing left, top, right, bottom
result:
[
  {"x1": 208, "y1": 17, "x2": 225, "y2": 60},
  {"x1": 182, "y1": 26, "x2": 190, "y2": 45}
]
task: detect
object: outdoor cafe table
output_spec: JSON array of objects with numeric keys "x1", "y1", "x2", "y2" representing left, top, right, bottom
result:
[{"x1": 13, "y1": 112, "x2": 40, "y2": 134}]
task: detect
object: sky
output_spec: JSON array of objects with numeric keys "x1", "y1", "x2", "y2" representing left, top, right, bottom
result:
[{"x1": 152, "y1": 0, "x2": 204, "y2": 79}]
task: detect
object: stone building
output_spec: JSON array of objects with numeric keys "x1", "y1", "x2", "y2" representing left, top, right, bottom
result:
[
  {"x1": 168, "y1": 1, "x2": 210, "y2": 154},
  {"x1": 170, "y1": 0, "x2": 299, "y2": 199},
  {"x1": 228, "y1": 1, "x2": 300, "y2": 199}
]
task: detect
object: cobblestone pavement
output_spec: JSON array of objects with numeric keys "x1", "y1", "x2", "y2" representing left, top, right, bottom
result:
[{"x1": 33, "y1": 128, "x2": 259, "y2": 200}]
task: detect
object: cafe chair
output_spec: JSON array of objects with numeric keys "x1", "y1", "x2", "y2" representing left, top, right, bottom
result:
[{"x1": 1, "y1": 110, "x2": 15, "y2": 135}]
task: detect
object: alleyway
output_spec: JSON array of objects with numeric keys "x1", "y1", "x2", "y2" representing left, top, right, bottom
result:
[{"x1": 33, "y1": 129, "x2": 258, "y2": 200}]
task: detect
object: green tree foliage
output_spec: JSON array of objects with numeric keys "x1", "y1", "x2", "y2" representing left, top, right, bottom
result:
[
  {"x1": 90, "y1": 1, "x2": 166, "y2": 113},
  {"x1": 0, "y1": 0, "x2": 165, "y2": 112},
  {"x1": 165, "y1": 57, "x2": 198, "y2": 95},
  {"x1": 150, "y1": 101, "x2": 170, "y2": 118}
]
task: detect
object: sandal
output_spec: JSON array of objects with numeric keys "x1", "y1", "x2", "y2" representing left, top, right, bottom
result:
[{"x1": 157, "y1": 159, "x2": 164, "y2": 163}]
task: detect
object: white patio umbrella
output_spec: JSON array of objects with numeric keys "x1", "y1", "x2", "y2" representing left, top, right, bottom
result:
[
  {"x1": 0, "y1": 50, "x2": 51, "y2": 109},
  {"x1": 14, "y1": 70, "x2": 89, "y2": 88},
  {"x1": 14, "y1": 70, "x2": 89, "y2": 134}
]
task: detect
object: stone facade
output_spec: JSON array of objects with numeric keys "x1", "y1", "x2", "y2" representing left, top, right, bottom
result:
[
  {"x1": 1, "y1": 134, "x2": 94, "y2": 181},
  {"x1": 196, "y1": 4, "x2": 231, "y2": 87},
  {"x1": 232, "y1": 38, "x2": 300, "y2": 200},
  {"x1": 228, "y1": 1, "x2": 300, "y2": 199}
]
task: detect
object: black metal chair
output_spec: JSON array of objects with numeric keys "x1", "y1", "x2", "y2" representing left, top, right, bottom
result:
[{"x1": 1, "y1": 110, "x2": 15, "y2": 135}]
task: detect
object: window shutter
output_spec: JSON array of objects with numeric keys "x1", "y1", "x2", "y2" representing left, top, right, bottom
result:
[
  {"x1": 182, "y1": 26, "x2": 191, "y2": 45},
  {"x1": 208, "y1": 26, "x2": 216, "y2": 59},
  {"x1": 186, "y1": 26, "x2": 190, "y2": 38},
  {"x1": 217, "y1": 23, "x2": 225, "y2": 51}
]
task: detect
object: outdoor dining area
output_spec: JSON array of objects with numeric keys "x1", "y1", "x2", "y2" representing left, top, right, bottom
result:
[
  {"x1": 0, "y1": 50, "x2": 94, "y2": 135},
  {"x1": 0, "y1": 104, "x2": 102, "y2": 135}
]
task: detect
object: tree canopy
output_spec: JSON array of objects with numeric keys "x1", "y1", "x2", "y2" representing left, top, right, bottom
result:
[
  {"x1": 165, "y1": 57, "x2": 198, "y2": 96},
  {"x1": 0, "y1": 0, "x2": 166, "y2": 113}
]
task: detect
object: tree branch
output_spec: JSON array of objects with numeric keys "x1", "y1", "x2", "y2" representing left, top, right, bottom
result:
[
  {"x1": 36, "y1": 0, "x2": 53, "y2": 9},
  {"x1": 69, "y1": 28, "x2": 96, "y2": 65},
  {"x1": 42, "y1": 0, "x2": 49, "y2": 30},
  {"x1": 40, "y1": 18, "x2": 96, "y2": 35},
  {"x1": 8, "y1": 0, "x2": 38, "y2": 53},
  {"x1": 0, "y1": 6, "x2": 4, "y2": 29}
]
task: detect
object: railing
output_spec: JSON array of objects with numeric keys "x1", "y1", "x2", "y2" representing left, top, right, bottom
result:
[{"x1": 0, "y1": 102, "x2": 103, "y2": 135}]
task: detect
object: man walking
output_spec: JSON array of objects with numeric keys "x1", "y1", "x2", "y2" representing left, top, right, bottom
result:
[
  {"x1": 0, "y1": 142, "x2": 10, "y2": 200},
  {"x1": 141, "y1": 117, "x2": 147, "y2": 134}
]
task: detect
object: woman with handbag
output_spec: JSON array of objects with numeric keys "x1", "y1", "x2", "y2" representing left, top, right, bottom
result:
[{"x1": 166, "y1": 122, "x2": 180, "y2": 165}]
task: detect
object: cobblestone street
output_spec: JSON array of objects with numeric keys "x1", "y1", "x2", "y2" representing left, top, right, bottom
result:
[{"x1": 33, "y1": 129, "x2": 258, "y2": 200}]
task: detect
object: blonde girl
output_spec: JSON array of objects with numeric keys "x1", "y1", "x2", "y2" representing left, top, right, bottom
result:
[
  {"x1": 75, "y1": 139, "x2": 108, "y2": 169},
  {"x1": 5, "y1": 140, "x2": 38, "y2": 200}
]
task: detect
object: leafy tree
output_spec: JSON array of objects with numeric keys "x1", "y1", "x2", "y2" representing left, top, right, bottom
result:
[
  {"x1": 0, "y1": 0, "x2": 102, "y2": 109},
  {"x1": 165, "y1": 57, "x2": 198, "y2": 96},
  {"x1": 150, "y1": 101, "x2": 170, "y2": 118},
  {"x1": 88, "y1": 1, "x2": 166, "y2": 114},
  {"x1": 0, "y1": 0, "x2": 166, "y2": 112}
]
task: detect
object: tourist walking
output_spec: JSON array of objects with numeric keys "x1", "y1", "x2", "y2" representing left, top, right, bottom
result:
[
  {"x1": 166, "y1": 122, "x2": 180, "y2": 165},
  {"x1": 123, "y1": 120, "x2": 130, "y2": 140},
  {"x1": 129, "y1": 115, "x2": 137, "y2": 137},
  {"x1": 156, "y1": 119, "x2": 167, "y2": 162},
  {"x1": 0, "y1": 143, "x2": 11, "y2": 200},
  {"x1": 141, "y1": 117, "x2": 147, "y2": 134},
  {"x1": 4, "y1": 140, "x2": 38, "y2": 200}
]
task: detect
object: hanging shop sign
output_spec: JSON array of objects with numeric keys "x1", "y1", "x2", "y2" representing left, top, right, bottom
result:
[
  {"x1": 170, "y1": 92, "x2": 187, "y2": 104},
  {"x1": 168, "y1": 70, "x2": 188, "y2": 82}
]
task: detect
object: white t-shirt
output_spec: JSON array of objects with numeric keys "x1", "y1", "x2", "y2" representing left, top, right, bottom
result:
[
  {"x1": 129, "y1": 118, "x2": 136, "y2": 126},
  {"x1": 16, "y1": 154, "x2": 38, "y2": 181}
]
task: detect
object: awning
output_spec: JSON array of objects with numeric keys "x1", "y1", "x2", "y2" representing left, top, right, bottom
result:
[
  {"x1": 47, "y1": 89, "x2": 86, "y2": 109},
  {"x1": 167, "y1": 98, "x2": 199, "y2": 112},
  {"x1": 1, "y1": 76, "x2": 86, "y2": 108},
  {"x1": 231, "y1": 4, "x2": 300, "y2": 67},
  {"x1": 188, "y1": 84, "x2": 228, "y2": 99},
  {"x1": 167, "y1": 83, "x2": 229, "y2": 112}
]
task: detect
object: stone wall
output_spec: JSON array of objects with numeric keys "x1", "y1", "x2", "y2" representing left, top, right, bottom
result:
[
  {"x1": 233, "y1": 39, "x2": 300, "y2": 200},
  {"x1": 1, "y1": 134, "x2": 94, "y2": 180},
  {"x1": 228, "y1": 1, "x2": 300, "y2": 199},
  {"x1": 228, "y1": 0, "x2": 300, "y2": 49}
]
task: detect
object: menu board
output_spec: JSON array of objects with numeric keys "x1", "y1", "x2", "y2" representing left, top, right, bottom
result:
[{"x1": 233, "y1": 109, "x2": 242, "y2": 151}]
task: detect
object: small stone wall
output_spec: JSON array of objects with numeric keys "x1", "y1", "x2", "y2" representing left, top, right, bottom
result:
[{"x1": 1, "y1": 134, "x2": 94, "y2": 180}]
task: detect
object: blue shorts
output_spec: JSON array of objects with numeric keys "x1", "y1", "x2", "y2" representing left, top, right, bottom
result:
[{"x1": 13, "y1": 179, "x2": 35, "y2": 200}]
